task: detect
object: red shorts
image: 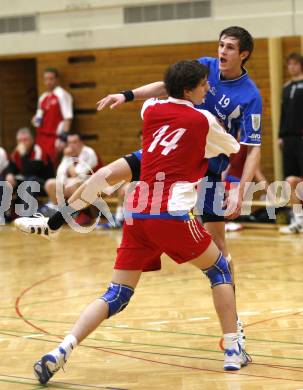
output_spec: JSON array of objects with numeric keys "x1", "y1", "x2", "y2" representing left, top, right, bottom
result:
[
  {"x1": 36, "y1": 132, "x2": 56, "y2": 161},
  {"x1": 115, "y1": 218, "x2": 212, "y2": 272}
]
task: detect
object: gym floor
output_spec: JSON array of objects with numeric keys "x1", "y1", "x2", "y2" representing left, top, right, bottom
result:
[{"x1": 0, "y1": 225, "x2": 302, "y2": 389}]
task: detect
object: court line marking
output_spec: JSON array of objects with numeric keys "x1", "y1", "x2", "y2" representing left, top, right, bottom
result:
[
  {"x1": 0, "y1": 373, "x2": 128, "y2": 389},
  {"x1": 188, "y1": 317, "x2": 210, "y2": 321},
  {"x1": 0, "y1": 309, "x2": 303, "y2": 345},
  {"x1": 1, "y1": 314, "x2": 303, "y2": 347},
  {"x1": 2, "y1": 328, "x2": 303, "y2": 368},
  {"x1": 2, "y1": 330, "x2": 303, "y2": 383}
]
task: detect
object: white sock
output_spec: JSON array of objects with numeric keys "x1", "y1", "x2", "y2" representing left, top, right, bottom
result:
[
  {"x1": 54, "y1": 334, "x2": 78, "y2": 361},
  {"x1": 293, "y1": 212, "x2": 303, "y2": 225},
  {"x1": 60, "y1": 334, "x2": 77, "y2": 350},
  {"x1": 224, "y1": 333, "x2": 239, "y2": 351}
]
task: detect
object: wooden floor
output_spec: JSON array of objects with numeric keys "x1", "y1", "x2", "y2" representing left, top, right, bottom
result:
[{"x1": 0, "y1": 224, "x2": 303, "y2": 389}]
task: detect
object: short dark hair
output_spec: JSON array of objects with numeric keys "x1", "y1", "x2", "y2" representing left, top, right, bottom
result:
[
  {"x1": 219, "y1": 26, "x2": 254, "y2": 64},
  {"x1": 164, "y1": 60, "x2": 208, "y2": 99},
  {"x1": 44, "y1": 67, "x2": 59, "y2": 78},
  {"x1": 286, "y1": 52, "x2": 303, "y2": 69},
  {"x1": 67, "y1": 132, "x2": 82, "y2": 141}
]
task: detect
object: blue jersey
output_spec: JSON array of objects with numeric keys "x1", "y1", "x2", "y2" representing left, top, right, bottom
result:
[{"x1": 196, "y1": 57, "x2": 262, "y2": 146}]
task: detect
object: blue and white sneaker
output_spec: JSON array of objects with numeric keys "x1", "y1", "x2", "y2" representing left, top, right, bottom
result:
[
  {"x1": 33, "y1": 347, "x2": 68, "y2": 384},
  {"x1": 224, "y1": 343, "x2": 251, "y2": 371},
  {"x1": 96, "y1": 216, "x2": 123, "y2": 230}
]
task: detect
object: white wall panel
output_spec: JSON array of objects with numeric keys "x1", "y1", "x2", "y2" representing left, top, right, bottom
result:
[{"x1": 0, "y1": 0, "x2": 302, "y2": 56}]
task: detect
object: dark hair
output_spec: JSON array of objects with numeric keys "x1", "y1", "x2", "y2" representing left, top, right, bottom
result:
[
  {"x1": 286, "y1": 52, "x2": 303, "y2": 69},
  {"x1": 164, "y1": 60, "x2": 208, "y2": 99},
  {"x1": 67, "y1": 132, "x2": 82, "y2": 140},
  {"x1": 219, "y1": 26, "x2": 254, "y2": 64},
  {"x1": 44, "y1": 67, "x2": 59, "y2": 78}
]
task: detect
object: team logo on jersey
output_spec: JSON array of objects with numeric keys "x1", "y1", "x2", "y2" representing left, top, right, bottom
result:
[
  {"x1": 251, "y1": 114, "x2": 261, "y2": 131},
  {"x1": 209, "y1": 86, "x2": 217, "y2": 96},
  {"x1": 214, "y1": 105, "x2": 226, "y2": 120}
]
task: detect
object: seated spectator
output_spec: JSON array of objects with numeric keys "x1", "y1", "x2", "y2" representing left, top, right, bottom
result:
[
  {"x1": 5, "y1": 127, "x2": 53, "y2": 219},
  {"x1": 44, "y1": 133, "x2": 102, "y2": 222}
]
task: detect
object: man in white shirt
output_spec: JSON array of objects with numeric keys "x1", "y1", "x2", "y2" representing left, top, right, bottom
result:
[{"x1": 45, "y1": 133, "x2": 101, "y2": 206}]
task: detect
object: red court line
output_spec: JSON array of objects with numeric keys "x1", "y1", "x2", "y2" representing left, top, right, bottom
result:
[
  {"x1": 15, "y1": 274, "x2": 64, "y2": 334},
  {"x1": 219, "y1": 309, "x2": 303, "y2": 351},
  {"x1": 245, "y1": 310, "x2": 303, "y2": 328},
  {"x1": 14, "y1": 270, "x2": 303, "y2": 384}
]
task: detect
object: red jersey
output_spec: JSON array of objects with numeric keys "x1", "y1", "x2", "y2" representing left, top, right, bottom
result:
[
  {"x1": 228, "y1": 144, "x2": 248, "y2": 179},
  {"x1": 128, "y1": 97, "x2": 240, "y2": 216},
  {"x1": 36, "y1": 86, "x2": 73, "y2": 136}
]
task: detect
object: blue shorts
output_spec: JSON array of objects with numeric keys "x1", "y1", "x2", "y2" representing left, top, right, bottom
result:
[{"x1": 194, "y1": 171, "x2": 225, "y2": 223}]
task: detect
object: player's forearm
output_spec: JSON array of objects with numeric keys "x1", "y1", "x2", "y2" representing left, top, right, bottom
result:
[
  {"x1": 67, "y1": 179, "x2": 90, "y2": 211},
  {"x1": 133, "y1": 82, "x2": 166, "y2": 100},
  {"x1": 62, "y1": 119, "x2": 72, "y2": 133},
  {"x1": 239, "y1": 146, "x2": 261, "y2": 197}
]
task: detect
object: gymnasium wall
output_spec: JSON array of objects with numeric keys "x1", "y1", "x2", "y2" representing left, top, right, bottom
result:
[{"x1": 0, "y1": 36, "x2": 302, "y2": 182}]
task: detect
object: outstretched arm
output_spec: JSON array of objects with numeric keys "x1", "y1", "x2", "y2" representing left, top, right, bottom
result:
[
  {"x1": 96, "y1": 81, "x2": 166, "y2": 111},
  {"x1": 225, "y1": 145, "x2": 261, "y2": 219}
]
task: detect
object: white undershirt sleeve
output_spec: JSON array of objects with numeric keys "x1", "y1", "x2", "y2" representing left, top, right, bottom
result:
[{"x1": 201, "y1": 110, "x2": 240, "y2": 158}]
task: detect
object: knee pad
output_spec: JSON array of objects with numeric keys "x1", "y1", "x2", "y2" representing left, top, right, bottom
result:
[
  {"x1": 202, "y1": 253, "x2": 232, "y2": 288},
  {"x1": 100, "y1": 282, "x2": 134, "y2": 318}
]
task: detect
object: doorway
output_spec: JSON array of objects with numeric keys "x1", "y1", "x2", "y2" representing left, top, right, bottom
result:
[{"x1": 0, "y1": 59, "x2": 37, "y2": 153}]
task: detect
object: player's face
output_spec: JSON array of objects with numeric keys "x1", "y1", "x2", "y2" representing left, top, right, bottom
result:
[
  {"x1": 185, "y1": 77, "x2": 209, "y2": 105},
  {"x1": 287, "y1": 59, "x2": 303, "y2": 78},
  {"x1": 218, "y1": 35, "x2": 249, "y2": 77},
  {"x1": 43, "y1": 72, "x2": 58, "y2": 91},
  {"x1": 67, "y1": 135, "x2": 83, "y2": 155}
]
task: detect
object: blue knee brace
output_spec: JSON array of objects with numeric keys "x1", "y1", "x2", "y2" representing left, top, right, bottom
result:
[
  {"x1": 202, "y1": 254, "x2": 233, "y2": 288},
  {"x1": 101, "y1": 282, "x2": 134, "y2": 318}
]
